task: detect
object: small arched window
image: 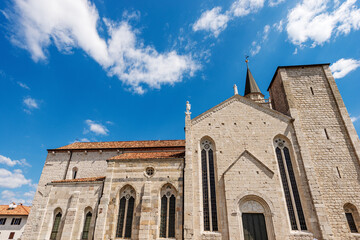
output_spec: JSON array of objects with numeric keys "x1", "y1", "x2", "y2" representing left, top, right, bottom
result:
[
  {"x1": 344, "y1": 203, "x2": 359, "y2": 233},
  {"x1": 116, "y1": 186, "x2": 135, "y2": 238},
  {"x1": 274, "y1": 138, "x2": 307, "y2": 231},
  {"x1": 201, "y1": 139, "x2": 218, "y2": 232},
  {"x1": 81, "y1": 211, "x2": 92, "y2": 239},
  {"x1": 159, "y1": 184, "x2": 176, "y2": 238},
  {"x1": 72, "y1": 167, "x2": 78, "y2": 179},
  {"x1": 50, "y1": 211, "x2": 62, "y2": 240}
]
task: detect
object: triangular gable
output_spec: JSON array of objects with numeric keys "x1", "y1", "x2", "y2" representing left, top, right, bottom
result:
[
  {"x1": 191, "y1": 94, "x2": 292, "y2": 125},
  {"x1": 223, "y1": 150, "x2": 274, "y2": 178}
]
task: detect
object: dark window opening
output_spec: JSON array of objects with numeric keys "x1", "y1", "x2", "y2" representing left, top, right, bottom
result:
[
  {"x1": 50, "y1": 212, "x2": 62, "y2": 240},
  {"x1": 81, "y1": 211, "x2": 92, "y2": 239},
  {"x1": 310, "y1": 87, "x2": 314, "y2": 95},
  {"x1": 346, "y1": 212, "x2": 358, "y2": 233},
  {"x1": 0, "y1": 218, "x2": 6, "y2": 225}
]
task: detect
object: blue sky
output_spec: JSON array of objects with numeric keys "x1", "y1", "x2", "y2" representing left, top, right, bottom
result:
[{"x1": 1, "y1": 0, "x2": 360, "y2": 205}]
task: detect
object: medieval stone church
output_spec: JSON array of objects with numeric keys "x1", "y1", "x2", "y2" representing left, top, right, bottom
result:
[{"x1": 23, "y1": 63, "x2": 360, "y2": 240}]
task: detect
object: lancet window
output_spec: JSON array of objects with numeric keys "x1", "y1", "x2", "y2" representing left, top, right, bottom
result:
[
  {"x1": 344, "y1": 203, "x2": 359, "y2": 233},
  {"x1": 201, "y1": 139, "x2": 218, "y2": 232},
  {"x1": 274, "y1": 138, "x2": 307, "y2": 231},
  {"x1": 50, "y1": 211, "x2": 62, "y2": 240},
  {"x1": 116, "y1": 186, "x2": 135, "y2": 239},
  {"x1": 81, "y1": 211, "x2": 92, "y2": 239},
  {"x1": 159, "y1": 184, "x2": 176, "y2": 238}
]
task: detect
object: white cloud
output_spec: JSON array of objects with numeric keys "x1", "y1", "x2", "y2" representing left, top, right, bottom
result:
[
  {"x1": 0, "y1": 155, "x2": 30, "y2": 167},
  {"x1": 71, "y1": 138, "x2": 90, "y2": 143},
  {"x1": 269, "y1": 0, "x2": 285, "y2": 7},
  {"x1": 192, "y1": 0, "x2": 279, "y2": 37},
  {"x1": 286, "y1": 0, "x2": 360, "y2": 46},
  {"x1": 251, "y1": 44, "x2": 261, "y2": 56},
  {"x1": 17, "y1": 82, "x2": 30, "y2": 90},
  {"x1": 231, "y1": 0, "x2": 265, "y2": 17},
  {"x1": 0, "y1": 190, "x2": 34, "y2": 205},
  {"x1": 350, "y1": 116, "x2": 359, "y2": 122},
  {"x1": 85, "y1": 120, "x2": 108, "y2": 135},
  {"x1": 293, "y1": 48, "x2": 298, "y2": 55},
  {"x1": 273, "y1": 20, "x2": 284, "y2": 32},
  {"x1": 330, "y1": 58, "x2": 360, "y2": 79},
  {"x1": 193, "y1": 7, "x2": 230, "y2": 37},
  {"x1": 0, "y1": 169, "x2": 32, "y2": 188},
  {"x1": 250, "y1": 25, "x2": 271, "y2": 56},
  {"x1": 23, "y1": 97, "x2": 39, "y2": 110},
  {"x1": 9, "y1": 0, "x2": 198, "y2": 93}
]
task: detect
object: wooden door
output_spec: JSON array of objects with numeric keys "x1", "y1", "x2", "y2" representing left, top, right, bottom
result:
[{"x1": 242, "y1": 213, "x2": 268, "y2": 240}]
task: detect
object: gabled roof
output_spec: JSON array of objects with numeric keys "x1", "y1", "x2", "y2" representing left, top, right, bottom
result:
[
  {"x1": 108, "y1": 151, "x2": 185, "y2": 160},
  {"x1": 0, "y1": 204, "x2": 31, "y2": 216},
  {"x1": 244, "y1": 67, "x2": 261, "y2": 95},
  {"x1": 51, "y1": 140, "x2": 185, "y2": 151},
  {"x1": 51, "y1": 176, "x2": 105, "y2": 184},
  {"x1": 191, "y1": 94, "x2": 292, "y2": 125}
]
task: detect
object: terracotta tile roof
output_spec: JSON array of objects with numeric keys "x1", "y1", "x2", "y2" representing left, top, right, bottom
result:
[
  {"x1": 109, "y1": 151, "x2": 185, "y2": 160},
  {"x1": 0, "y1": 204, "x2": 31, "y2": 216},
  {"x1": 53, "y1": 140, "x2": 185, "y2": 150},
  {"x1": 51, "y1": 176, "x2": 105, "y2": 183}
]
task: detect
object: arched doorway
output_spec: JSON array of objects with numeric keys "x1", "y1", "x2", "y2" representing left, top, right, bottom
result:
[{"x1": 239, "y1": 196, "x2": 275, "y2": 240}]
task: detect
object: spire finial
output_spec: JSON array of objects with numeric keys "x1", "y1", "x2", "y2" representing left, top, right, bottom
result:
[{"x1": 245, "y1": 55, "x2": 249, "y2": 68}]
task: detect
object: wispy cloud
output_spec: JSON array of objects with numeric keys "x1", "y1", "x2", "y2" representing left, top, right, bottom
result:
[
  {"x1": 286, "y1": 0, "x2": 360, "y2": 47},
  {"x1": 350, "y1": 115, "x2": 359, "y2": 123},
  {"x1": 0, "y1": 190, "x2": 34, "y2": 205},
  {"x1": 23, "y1": 97, "x2": 39, "y2": 114},
  {"x1": 0, "y1": 169, "x2": 32, "y2": 189},
  {"x1": 193, "y1": 0, "x2": 284, "y2": 37},
  {"x1": 8, "y1": 0, "x2": 199, "y2": 94},
  {"x1": 0, "y1": 155, "x2": 30, "y2": 167},
  {"x1": 85, "y1": 120, "x2": 109, "y2": 135},
  {"x1": 330, "y1": 58, "x2": 360, "y2": 79},
  {"x1": 193, "y1": 7, "x2": 230, "y2": 37},
  {"x1": 250, "y1": 24, "x2": 271, "y2": 56},
  {"x1": 17, "y1": 82, "x2": 30, "y2": 90},
  {"x1": 71, "y1": 138, "x2": 90, "y2": 144}
]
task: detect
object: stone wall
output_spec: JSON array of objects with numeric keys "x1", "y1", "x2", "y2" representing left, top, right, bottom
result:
[
  {"x1": 184, "y1": 95, "x2": 320, "y2": 240},
  {"x1": 272, "y1": 65, "x2": 360, "y2": 239}
]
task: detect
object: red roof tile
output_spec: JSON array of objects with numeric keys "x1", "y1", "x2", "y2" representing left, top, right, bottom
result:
[
  {"x1": 54, "y1": 140, "x2": 185, "y2": 150},
  {"x1": 0, "y1": 204, "x2": 31, "y2": 216},
  {"x1": 51, "y1": 176, "x2": 105, "y2": 183},
  {"x1": 109, "y1": 151, "x2": 185, "y2": 160}
]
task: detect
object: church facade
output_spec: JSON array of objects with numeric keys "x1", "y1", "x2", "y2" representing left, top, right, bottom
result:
[{"x1": 23, "y1": 64, "x2": 360, "y2": 240}]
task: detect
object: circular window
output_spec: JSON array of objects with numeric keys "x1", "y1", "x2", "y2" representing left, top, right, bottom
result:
[{"x1": 145, "y1": 167, "x2": 155, "y2": 177}]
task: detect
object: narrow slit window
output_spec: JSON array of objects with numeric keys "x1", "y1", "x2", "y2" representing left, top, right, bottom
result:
[
  {"x1": 201, "y1": 139, "x2": 218, "y2": 232},
  {"x1": 310, "y1": 87, "x2": 314, "y2": 95},
  {"x1": 275, "y1": 138, "x2": 307, "y2": 231},
  {"x1": 346, "y1": 213, "x2": 358, "y2": 233},
  {"x1": 159, "y1": 185, "x2": 176, "y2": 238},
  {"x1": 324, "y1": 128, "x2": 330, "y2": 139},
  {"x1": 336, "y1": 167, "x2": 342, "y2": 178},
  {"x1": 116, "y1": 186, "x2": 135, "y2": 239}
]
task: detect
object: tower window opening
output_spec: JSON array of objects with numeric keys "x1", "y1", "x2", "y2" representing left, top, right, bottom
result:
[{"x1": 324, "y1": 128, "x2": 330, "y2": 140}]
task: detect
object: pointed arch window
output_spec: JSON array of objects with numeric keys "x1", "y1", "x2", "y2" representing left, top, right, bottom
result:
[
  {"x1": 160, "y1": 185, "x2": 176, "y2": 238},
  {"x1": 81, "y1": 211, "x2": 92, "y2": 239},
  {"x1": 201, "y1": 139, "x2": 218, "y2": 232},
  {"x1": 50, "y1": 211, "x2": 62, "y2": 240},
  {"x1": 116, "y1": 186, "x2": 135, "y2": 239},
  {"x1": 275, "y1": 138, "x2": 307, "y2": 231},
  {"x1": 344, "y1": 203, "x2": 360, "y2": 233}
]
